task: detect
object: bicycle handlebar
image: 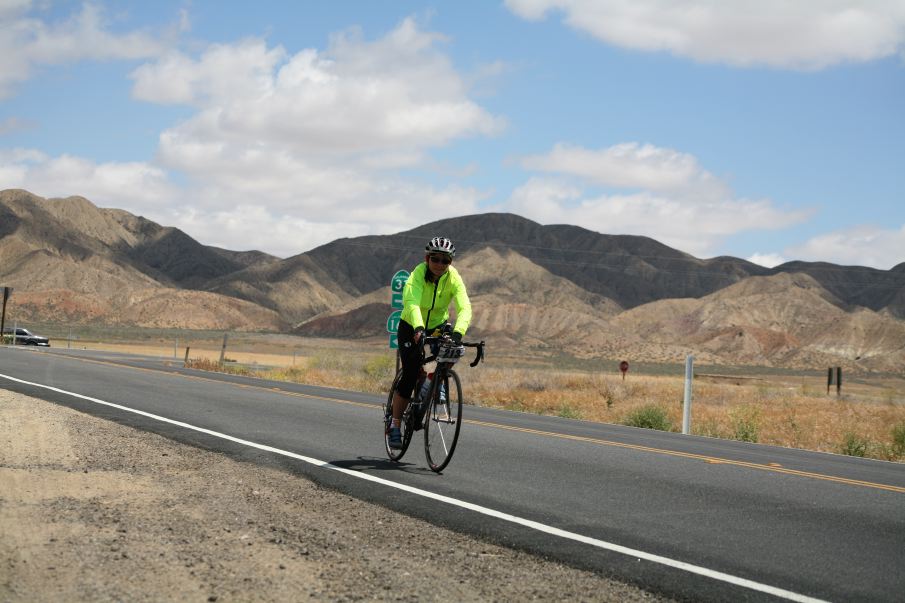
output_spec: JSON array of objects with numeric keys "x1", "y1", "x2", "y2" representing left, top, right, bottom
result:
[{"x1": 419, "y1": 335, "x2": 485, "y2": 368}]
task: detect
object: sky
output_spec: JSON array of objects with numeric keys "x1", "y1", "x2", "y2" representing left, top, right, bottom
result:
[{"x1": 1, "y1": 1, "x2": 904, "y2": 269}]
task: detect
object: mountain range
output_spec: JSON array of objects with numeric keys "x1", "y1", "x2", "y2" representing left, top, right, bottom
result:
[{"x1": 1, "y1": 188, "x2": 903, "y2": 371}]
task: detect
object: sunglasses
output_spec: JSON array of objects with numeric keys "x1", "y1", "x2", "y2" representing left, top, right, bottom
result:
[{"x1": 428, "y1": 255, "x2": 452, "y2": 265}]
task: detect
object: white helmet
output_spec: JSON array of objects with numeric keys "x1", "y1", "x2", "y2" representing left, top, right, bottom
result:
[{"x1": 426, "y1": 236, "x2": 456, "y2": 257}]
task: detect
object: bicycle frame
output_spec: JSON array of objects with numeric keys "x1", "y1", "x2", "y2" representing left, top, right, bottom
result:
[{"x1": 384, "y1": 334, "x2": 485, "y2": 472}]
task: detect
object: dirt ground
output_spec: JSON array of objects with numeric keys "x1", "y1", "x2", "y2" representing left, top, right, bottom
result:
[{"x1": 0, "y1": 388, "x2": 668, "y2": 602}]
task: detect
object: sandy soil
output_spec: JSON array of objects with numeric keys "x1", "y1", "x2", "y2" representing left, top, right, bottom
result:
[{"x1": 0, "y1": 388, "x2": 667, "y2": 602}]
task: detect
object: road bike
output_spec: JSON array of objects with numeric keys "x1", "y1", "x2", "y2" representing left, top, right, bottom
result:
[{"x1": 384, "y1": 333, "x2": 485, "y2": 472}]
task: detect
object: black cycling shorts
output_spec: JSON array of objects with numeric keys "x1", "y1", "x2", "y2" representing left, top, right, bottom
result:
[
  {"x1": 395, "y1": 319, "x2": 448, "y2": 399},
  {"x1": 395, "y1": 320, "x2": 423, "y2": 399}
]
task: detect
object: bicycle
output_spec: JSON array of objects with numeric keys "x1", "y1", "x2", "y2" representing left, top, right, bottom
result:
[{"x1": 384, "y1": 333, "x2": 485, "y2": 472}]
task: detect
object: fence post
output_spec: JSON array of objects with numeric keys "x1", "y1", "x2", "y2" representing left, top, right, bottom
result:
[
  {"x1": 836, "y1": 366, "x2": 842, "y2": 396},
  {"x1": 682, "y1": 354, "x2": 694, "y2": 435},
  {"x1": 183, "y1": 346, "x2": 190, "y2": 367},
  {"x1": 219, "y1": 333, "x2": 228, "y2": 364},
  {"x1": 0, "y1": 287, "x2": 10, "y2": 343}
]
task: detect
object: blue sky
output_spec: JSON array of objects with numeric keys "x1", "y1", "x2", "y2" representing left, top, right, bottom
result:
[{"x1": 1, "y1": 1, "x2": 903, "y2": 268}]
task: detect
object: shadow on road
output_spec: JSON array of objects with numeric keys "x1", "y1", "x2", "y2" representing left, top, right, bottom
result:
[{"x1": 330, "y1": 456, "x2": 436, "y2": 476}]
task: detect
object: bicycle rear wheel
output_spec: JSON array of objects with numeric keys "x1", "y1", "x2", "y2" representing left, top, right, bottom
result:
[
  {"x1": 384, "y1": 370, "x2": 414, "y2": 461},
  {"x1": 424, "y1": 368, "x2": 462, "y2": 473}
]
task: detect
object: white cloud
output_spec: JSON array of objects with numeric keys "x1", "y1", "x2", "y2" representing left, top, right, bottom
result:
[
  {"x1": 504, "y1": 143, "x2": 810, "y2": 257},
  {"x1": 132, "y1": 18, "x2": 504, "y2": 154},
  {"x1": 747, "y1": 253, "x2": 787, "y2": 268},
  {"x1": 0, "y1": 2, "x2": 169, "y2": 98},
  {"x1": 0, "y1": 149, "x2": 177, "y2": 209},
  {"x1": 505, "y1": 0, "x2": 905, "y2": 69},
  {"x1": 787, "y1": 225, "x2": 905, "y2": 269},
  {"x1": 118, "y1": 17, "x2": 500, "y2": 254},
  {"x1": 522, "y1": 142, "x2": 728, "y2": 199},
  {"x1": 1, "y1": 14, "x2": 498, "y2": 257},
  {"x1": 0, "y1": 147, "x2": 489, "y2": 257}
]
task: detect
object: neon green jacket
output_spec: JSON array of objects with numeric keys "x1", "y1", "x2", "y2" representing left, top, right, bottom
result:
[{"x1": 400, "y1": 262, "x2": 472, "y2": 335}]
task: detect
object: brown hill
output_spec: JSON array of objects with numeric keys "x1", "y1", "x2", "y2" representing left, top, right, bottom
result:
[
  {"x1": 2, "y1": 188, "x2": 903, "y2": 370},
  {"x1": 9, "y1": 288, "x2": 283, "y2": 331},
  {"x1": 294, "y1": 247, "x2": 623, "y2": 342},
  {"x1": 611, "y1": 273, "x2": 905, "y2": 370},
  {"x1": 0, "y1": 189, "x2": 283, "y2": 330}
]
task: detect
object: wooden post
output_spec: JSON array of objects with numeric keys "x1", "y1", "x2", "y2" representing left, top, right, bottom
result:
[
  {"x1": 183, "y1": 346, "x2": 190, "y2": 367},
  {"x1": 0, "y1": 287, "x2": 10, "y2": 343},
  {"x1": 836, "y1": 366, "x2": 842, "y2": 396},
  {"x1": 219, "y1": 333, "x2": 228, "y2": 364},
  {"x1": 827, "y1": 367, "x2": 834, "y2": 395}
]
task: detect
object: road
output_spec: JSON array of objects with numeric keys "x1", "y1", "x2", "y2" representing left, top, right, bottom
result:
[{"x1": 1, "y1": 345, "x2": 903, "y2": 602}]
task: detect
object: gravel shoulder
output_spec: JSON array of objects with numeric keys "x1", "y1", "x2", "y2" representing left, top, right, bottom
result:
[{"x1": 0, "y1": 388, "x2": 668, "y2": 602}]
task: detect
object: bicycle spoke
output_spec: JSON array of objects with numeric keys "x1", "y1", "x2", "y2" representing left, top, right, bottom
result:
[{"x1": 424, "y1": 369, "x2": 462, "y2": 472}]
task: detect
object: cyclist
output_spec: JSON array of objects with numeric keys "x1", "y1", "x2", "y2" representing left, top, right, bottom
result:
[{"x1": 388, "y1": 236, "x2": 472, "y2": 449}]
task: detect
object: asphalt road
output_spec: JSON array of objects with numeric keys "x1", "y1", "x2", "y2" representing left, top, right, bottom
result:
[{"x1": 2, "y1": 345, "x2": 903, "y2": 602}]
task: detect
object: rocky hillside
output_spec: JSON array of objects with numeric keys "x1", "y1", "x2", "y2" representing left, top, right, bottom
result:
[
  {"x1": 2, "y1": 189, "x2": 903, "y2": 370},
  {"x1": 0, "y1": 189, "x2": 283, "y2": 330}
]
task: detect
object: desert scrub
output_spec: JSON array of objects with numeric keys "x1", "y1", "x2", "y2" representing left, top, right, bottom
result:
[
  {"x1": 308, "y1": 350, "x2": 357, "y2": 372},
  {"x1": 269, "y1": 366, "x2": 309, "y2": 383},
  {"x1": 185, "y1": 357, "x2": 256, "y2": 377},
  {"x1": 693, "y1": 417, "x2": 725, "y2": 439},
  {"x1": 557, "y1": 404, "x2": 582, "y2": 420},
  {"x1": 729, "y1": 405, "x2": 761, "y2": 443},
  {"x1": 517, "y1": 376, "x2": 549, "y2": 392},
  {"x1": 892, "y1": 421, "x2": 905, "y2": 458},
  {"x1": 623, "y1": 404, "x2": 673, "y2": 432},
  {"x1": 840, "y1": 432, "x2": 870, "y2": 457},
  {"x1": 363, "y1": 355, "x2": 394, "y2": 380}
]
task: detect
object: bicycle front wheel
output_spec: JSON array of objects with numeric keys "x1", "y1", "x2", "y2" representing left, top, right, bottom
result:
[{"x1": 424, "y1": 368, "x2": 463, "y2": 473}]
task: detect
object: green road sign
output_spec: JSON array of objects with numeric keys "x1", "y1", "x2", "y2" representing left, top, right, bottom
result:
[
  {"x1": 391, "y1": 270, "x2": 409, "y2": 294},
  {"x1": 386, "y1": 310, "x2": 401, "y2": 333},
  {"x1": 388, "y1": 271, "x2": 409, "y2": 348}
]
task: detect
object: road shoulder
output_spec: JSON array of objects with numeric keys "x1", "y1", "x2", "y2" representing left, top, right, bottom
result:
[{"x1": 0, "y1": 388, "x2": 666, "y2": 601}]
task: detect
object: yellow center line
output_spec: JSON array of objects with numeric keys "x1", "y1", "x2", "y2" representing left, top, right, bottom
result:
[
  {"x1": 41, "y1": 350, "x2": 905, "y2": 494},
  {"x1": 466, "y1": 419, "x2": 905, "y2": 494}
]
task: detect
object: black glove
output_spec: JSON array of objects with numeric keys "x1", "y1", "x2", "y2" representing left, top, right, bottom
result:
[{"x1": 451, "y1": 331, "x2": 462, "y2": 344}]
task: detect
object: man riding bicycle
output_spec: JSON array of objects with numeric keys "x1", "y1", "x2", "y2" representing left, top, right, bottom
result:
[{"x1": 388, "y1": 236, "x2": 472, "y2": 449}]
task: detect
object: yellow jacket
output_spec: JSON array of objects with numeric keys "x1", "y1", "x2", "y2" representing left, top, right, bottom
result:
[{"x1": 400, "y1": 262, "x2": 472, "y2": 335}]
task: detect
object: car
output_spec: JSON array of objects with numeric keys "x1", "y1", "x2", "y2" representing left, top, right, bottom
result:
[{"x1": 2, "y1": 327, "x2": 51, "y2": 346}]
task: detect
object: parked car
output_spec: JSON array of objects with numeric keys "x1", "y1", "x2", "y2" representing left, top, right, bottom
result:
[{"x1": 2, "y1": 327, "x2": 51, "y2": 346}]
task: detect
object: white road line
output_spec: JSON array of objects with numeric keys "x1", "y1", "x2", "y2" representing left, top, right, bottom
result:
[{"x1": 0, "y1": 372, "x2": 827, "y2": 603}]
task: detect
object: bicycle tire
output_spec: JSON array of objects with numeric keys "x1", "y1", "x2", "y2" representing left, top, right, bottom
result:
[
  {"x1": 384, "y1": 369, "x2": 414, "y2": 461},
  {"x1": 423, "y1": 368, "x2": 463, "y2": 472}
]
